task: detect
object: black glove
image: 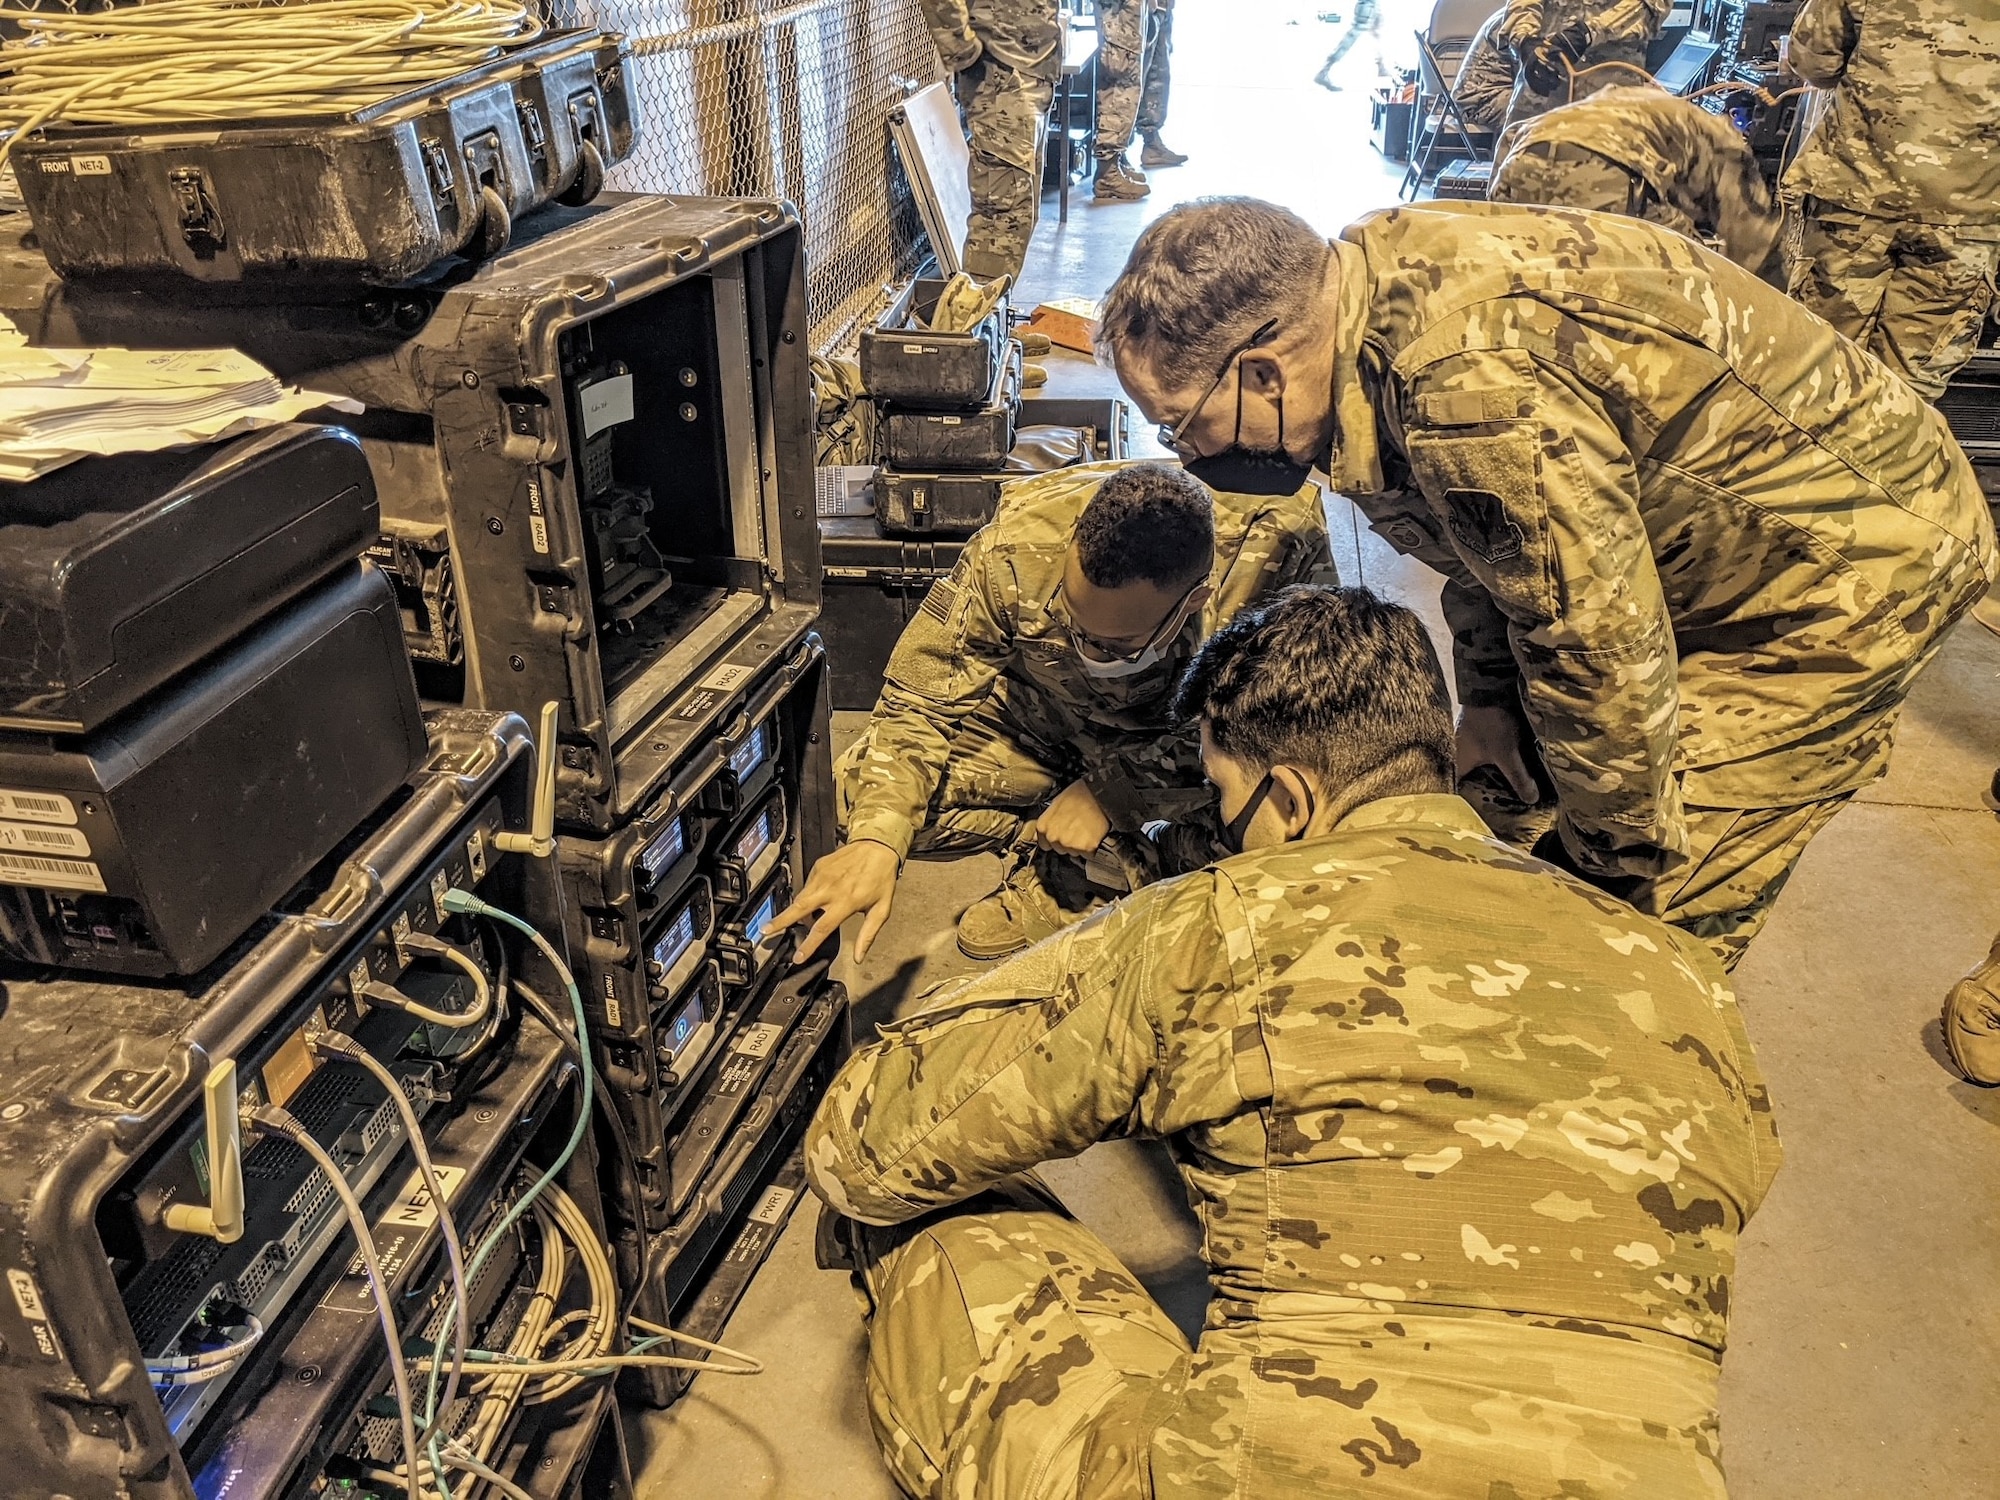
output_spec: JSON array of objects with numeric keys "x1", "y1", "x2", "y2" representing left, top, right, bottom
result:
[{"x1": 1520, "y1": 22, "x2": 1592, "y2": 95}]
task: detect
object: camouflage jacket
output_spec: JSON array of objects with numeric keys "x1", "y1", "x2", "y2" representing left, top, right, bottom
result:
[
  {"x1": 843, "y1": 462, "x2": 1333, "y2": 863},
  {"x1": 1324, "y1": 203, "x2": 1996, "y2": 879},
  {"x1": 1784, "y1": 0, "x2": 2000, "y2": 226},
  {"x1": 1496, "y1": 0, "x2": 1670, "y2": 50},
  {"x1": 1457, "y1": 10, "x2": 1517, "y2": 133},
  {"x1": 1496, "y1": 86, "x2": 1782, "y2": 267},
  {"x1": 809, "y1": 793, "x2": 1781, "y2": 1482},
  {"x1": 916, "y1": 0, "x2": 1062, "y2": 77}
]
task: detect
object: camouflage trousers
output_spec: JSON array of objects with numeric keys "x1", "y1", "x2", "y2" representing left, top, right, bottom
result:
[
  {"x1": 1489, "y1": 143, "x2": 1698, "y2": 242},
  {"x1": 1468, "y1": 781, "x2": 1853, "y2": 972},
  {"x1": 1316, "y1": 0, "x2": 1381, "y2": 82},
  {"x1": 1094, "y1": 0, "x2": 1148, "y2": 157},
  {"x1": 1503, "y1": 39, "x2": 1649, "y2": 129},
  {"x1": 1783, "y1": 201, "x2": 2000, "y2": 403},
  {"x1": 835, "y1": 1179, "x2": 1732, "y2": 1498},
  {"x1": 955, "y1": 55, "x2": 1055, "y2": 281},
  {"x1": 1137, "y1": 1, "x2": 1171, "y2": 135},
  {"x1": 833, "y1": 688, "x2": 1213, "y2": 860}
]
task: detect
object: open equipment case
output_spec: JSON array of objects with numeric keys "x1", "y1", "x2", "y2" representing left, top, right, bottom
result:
[{"x1": 0, "y1": 193, "x2": 823, "y2": 838}]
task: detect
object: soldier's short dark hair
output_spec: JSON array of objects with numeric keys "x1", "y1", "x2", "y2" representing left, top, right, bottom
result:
[
  {"x1": 1174, "y1": 585, "x2": 1455, "y2": 795},
  {"x1": 1097, "y1": 197, "x2": 1332, "y2": 392},
  {"x1": 1073, "y1": 463, "x2": 1214, "y2": 589}
]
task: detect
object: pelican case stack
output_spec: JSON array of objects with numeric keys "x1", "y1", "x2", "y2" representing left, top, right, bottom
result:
[{"x1": 8, "y1": 29, "x2": 636, "y2": 288}]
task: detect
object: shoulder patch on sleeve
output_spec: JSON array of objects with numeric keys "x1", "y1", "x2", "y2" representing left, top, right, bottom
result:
[
  {"x1": 919, "y1": 576, "x2": 956, "y2": 624},
  {"x1": 1415, "y1": 387, "x2": 1529, "y2": 427}
]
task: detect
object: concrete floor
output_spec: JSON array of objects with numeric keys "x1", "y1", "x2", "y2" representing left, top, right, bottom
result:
[{"x1": 629, "y1": 5, "x2": 2000, "y2": 1494}]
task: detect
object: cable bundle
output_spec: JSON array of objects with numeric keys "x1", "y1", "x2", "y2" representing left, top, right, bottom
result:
[{"x1": 0, "y1": 0, "x2": 543, "y2": 162}]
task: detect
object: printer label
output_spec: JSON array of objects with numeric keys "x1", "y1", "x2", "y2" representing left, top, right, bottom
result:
[
  {"x1": 0, "y1": 789, "x2": 77, "y2": 826},
  {"x1": 0, "y1": 821, "x2": 90, "y2": 858},
  {"x1": 0, "y1": 850, "x2": 106, "y2": 893}
]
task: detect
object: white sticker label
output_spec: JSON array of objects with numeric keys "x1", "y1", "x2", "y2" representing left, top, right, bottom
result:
[
  {"x1": 699, "y1": 663, "x2": 753, "y2": 693},
  {"x1": 526, "y1": 478, "x2": 550, "y2": 556},
  {"x1": 378, "y1": 1164, "x2": 468, "y2": 1230},
  {"x1": 747, "y1": 1184, "x2": 797, "y2": 1227},
  {"x1": 0, "y1": 789, "x2": 77, "y2": 826},
  {"x1": 71, "y1": 154, "x2": 112, "y2": 176},
  {"x1": 0, "y1": 821, "x2": 90, "y2": 858},
  {"x1": 734, "y1": 1021, "x2": 782, "y2": 1059},
  {"x1": 900, "y1": 343, "x2": 930, "y2": 355},
  {"x1": 8, "y1": 1268, "x2": 47, "y2": 1321},
  {"x1": 602, "y1": 972, "x2": 623, "y2": 1031},
  {"x1": 0, "y1": 850, "x2": 106, "y2": 893},
  {"x1": 579, "y1": 373, "x2": 636, "y2": 439}
]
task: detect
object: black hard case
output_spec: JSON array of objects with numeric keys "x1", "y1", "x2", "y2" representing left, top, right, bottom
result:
[
  {"x1": 558, "y1": 638, "x2": 833, "y2": 1233},
  {"x1": 818, "y1": 520, "x2": 969, "y2": 712},
  {"x1": 2, "y1": 194, "x2": 823, "y2": 836},
  {"x1": 879, "y1": 341, "x2": 1024, "y2": 471},
  {"x1": 858, "y1": 276, "x2": 1010, "y2": 409},
  {"x1": 0, "y1": 710, "x2": 573, "y2": 1500},
  {"x1": 875, "y1": 395, "x2": 1126, "y2": 537},
  {"x1": 0, "y1": 564, "x2": 428, "y2": 977},
  {"x1": 11, "y1": 30, "x2": 637, "y2": 288},
  {"x1": 0, "y1": 423, "x2": 379, "y2": 734}
]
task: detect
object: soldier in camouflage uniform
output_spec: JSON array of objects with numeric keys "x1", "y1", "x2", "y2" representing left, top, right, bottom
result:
[
  {"x1": 810, "y1": 586, "x2": 1782, "y2": 1499},
  {"x1": 1092, "y1": 0, "x2": 1153, "y2": 200},
  {"x1": 1456, "y1": 8, "x2": 1518, "y2": 134},
  {"x1": 1490, "y1": 85, "x2": 1784, "y2": 270},
  {"x1": 774, "y1": 461, "x2": 1331, "y2": 961},
  {"x1": 1102, "y1": 197, "x2": 1996, "y2": 968},
  {"x1": 920, "y1": 0, "x2": 1061, "y2": 281},
  {"x1": 1495, "y1": 0, "x2": 1671, "y2": 127},
  {"x1": 1135, "y1": 0, "x2": 1185, "y2": 168},
  {"x1": 1781, "y1": 0, "x2": 2000, "y2": 402}
]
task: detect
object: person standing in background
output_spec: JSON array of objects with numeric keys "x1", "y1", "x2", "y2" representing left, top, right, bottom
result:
[
  {"x1": 1313, "y1": 0, "x2": 1383, "y2": 92},
  {"x1": 1136, "y1": 0, "x2": 1186, "y2": 167},
  {"x1": 1496, "y1": 0, "x2": 1671, "y2": 126},
  {"x1": 920, "y1": 0, "x2": 1061, "y2": 280},
  {"x1": 1091, "y1": 0, "x2": 1153, "y2": 200},
  {"x1": 1781, "y1": 0, "x2": 2000, "y2": 403}
]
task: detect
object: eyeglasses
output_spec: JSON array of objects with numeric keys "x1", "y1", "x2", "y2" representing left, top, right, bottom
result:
[
  {"x1": 1156, "y1": 317, "x2": 1280, "y2": 455},
  {"x1": 1051, "y1": 574, "x2": 1206, "y2": 663}
]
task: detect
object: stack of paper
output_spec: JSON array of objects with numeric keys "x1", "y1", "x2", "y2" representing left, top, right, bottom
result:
[{"x1": 0, "y1": 321, "x2": 360, "y2": 482}]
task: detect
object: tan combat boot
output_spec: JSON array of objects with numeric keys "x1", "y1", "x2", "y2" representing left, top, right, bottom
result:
[
  {"x1": 1092, "y1": 157, "x2": 1151, "y2": 202},
  {"x1": 1943, "y1": 932, "x2": 2000, "y2": 1085}
]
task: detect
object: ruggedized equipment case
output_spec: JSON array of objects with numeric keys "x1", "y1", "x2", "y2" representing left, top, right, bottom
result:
[
  {"x1": 0, "y1": 563, "x2": 428, "y2": 978},
  {"x1": 878, "y1": 340, "x2": 1025, "y2": 472},
  {"x1": 10, "y1": 29, "x2": 637, "y2": 288},
  {"x1": 0, "y1": 423, "x2": 380, "y2": 735},
  {"x1": 876, "y1": 395, "x2": 1126, "y2": 537},
  {"x1": 2, "y1": 194, "x2": 822, "y2": 837},
  {"x1": 858, "y1": 276, "x2": 1011, "y2": 410},
  {"x1": 0, "y1": 709, "x2": 607, "y2": 1500}
]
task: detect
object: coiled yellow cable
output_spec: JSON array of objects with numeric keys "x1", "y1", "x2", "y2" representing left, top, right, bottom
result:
[{"x1": 0, "y1": 0, "x2": 543, "y2": 164}]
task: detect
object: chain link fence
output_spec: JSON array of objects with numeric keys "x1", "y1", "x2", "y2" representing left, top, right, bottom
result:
[{"x1": 545, "y1": 0, "x2": 943, "y2": 351}]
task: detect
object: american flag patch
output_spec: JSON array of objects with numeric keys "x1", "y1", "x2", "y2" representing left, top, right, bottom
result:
[{"x1": 920, "y1": 579, "x2": 955, "y2": 624}]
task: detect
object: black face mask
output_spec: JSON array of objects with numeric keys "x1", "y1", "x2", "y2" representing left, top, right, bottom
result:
[
  {"x1": 1220, "y1": 770, "x2": 1317, "y2": 855},
  {"x1": 1183, "y1": 387, "x2": 1314, "y2": 497}
]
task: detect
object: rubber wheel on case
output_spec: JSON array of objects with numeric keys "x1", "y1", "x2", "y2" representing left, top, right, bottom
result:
[
  {"x1": 470, "y1": 184, "x2": 511, "y2": 260},
  {"x1": 558, "y1": 139, "x2": 606, "y2": 207}
]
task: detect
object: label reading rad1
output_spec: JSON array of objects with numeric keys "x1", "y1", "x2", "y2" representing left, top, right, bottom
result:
[{"x1": 0, "y1": 789, "x2": 78, "y2": 826}]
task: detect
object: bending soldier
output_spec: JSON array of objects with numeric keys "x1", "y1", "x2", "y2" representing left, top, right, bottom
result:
[
  {"x1": 810, "y1": 585, "x2": 1782, "y2": 1499},
  {"x1": 773, "y1": 462, "x2": 1331, "y2": 962},
  {"x1": 1103, "y1": 197, "x2": 1995, "y2": 969},
  {"x1": 1490, "y1": 84, "x2": 1783, "y2": 270}
]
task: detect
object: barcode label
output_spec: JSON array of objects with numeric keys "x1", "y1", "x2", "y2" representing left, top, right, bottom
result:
[
  {"x1": 0, "y1": 850, "x2": 106, "y2": 892},
  {"x1": 0, "y1": 822, "x2": 90, "y2": 858},
  {"x1": 0, "y1": 789, "x2": 77, "y2": 826}
]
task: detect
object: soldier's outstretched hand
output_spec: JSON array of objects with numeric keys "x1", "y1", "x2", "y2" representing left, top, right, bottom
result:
[{"x1": 772, "y1": 838, "x2": 900, "y2": 964}]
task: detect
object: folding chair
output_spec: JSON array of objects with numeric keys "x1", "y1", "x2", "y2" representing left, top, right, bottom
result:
[{"x1": 1400, "y1": 28, "x2": 1495, "y2": 199}]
